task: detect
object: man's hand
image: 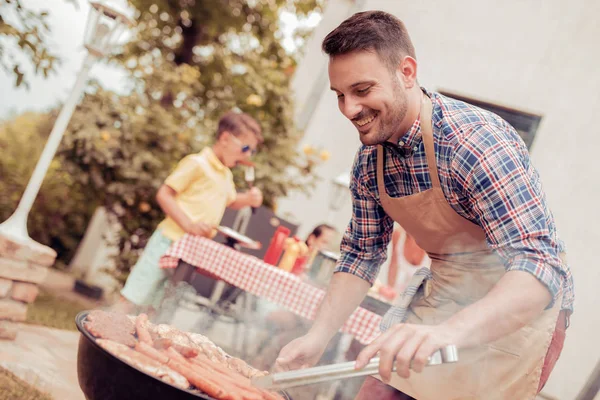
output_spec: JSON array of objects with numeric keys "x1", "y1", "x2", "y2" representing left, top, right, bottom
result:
[
  {"x1": 355, "y1": 323, "x2": 457, "y2": 382},
  {"x1": 185, "y1": 221, "x2": 213, "y2": 237},
  {"x1": 274, "y1": 333, "x2": 328, "y2": 372},
  {"x1": 247, "y1": 187, "x2": 263, "y2": 208}
]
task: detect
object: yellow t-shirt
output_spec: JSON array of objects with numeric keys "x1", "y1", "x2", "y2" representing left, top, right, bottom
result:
[{"x1": 157, "y1": 148, "x2": 237, "y2": 241}]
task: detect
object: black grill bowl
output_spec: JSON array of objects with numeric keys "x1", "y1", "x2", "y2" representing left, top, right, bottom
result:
[
  {"x1": 75, "y1": 311, "x2": 292, "y2": 400},
  {"x1": 76, "y1": 310, "x2": 215, "y2": 400}
]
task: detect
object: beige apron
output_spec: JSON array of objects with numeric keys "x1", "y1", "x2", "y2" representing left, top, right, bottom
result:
[{"x1": 374, "y1": 96, "x2": 562, "y2": 400}]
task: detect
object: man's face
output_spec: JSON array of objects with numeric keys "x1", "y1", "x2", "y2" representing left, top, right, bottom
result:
[
  {"x1": 328, "y1": 51, "x2": 409, "y2": 145},
  {"x1": 222, "y1": 129, "x2": 258, "y2": 168}
]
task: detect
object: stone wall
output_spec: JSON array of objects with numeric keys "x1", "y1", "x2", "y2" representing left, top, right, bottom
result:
[{"x1": 0, "y1": 233, "x2": 56, "y2": 340}]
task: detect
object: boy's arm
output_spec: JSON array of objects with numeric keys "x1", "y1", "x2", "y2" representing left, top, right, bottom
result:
[{"x1": 156, "y1": 185, "x2": 212, "y2": 236}]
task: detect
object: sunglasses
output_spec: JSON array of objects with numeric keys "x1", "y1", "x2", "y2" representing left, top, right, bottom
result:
[{"x1": 231, "y1": 135, "x2": 257, "y2": 155}]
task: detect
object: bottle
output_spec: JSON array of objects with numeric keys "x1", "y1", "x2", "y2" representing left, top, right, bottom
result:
[
  {"x1": 263, "y1": 226, "x2": 290, "y2": 265},
  {"x1": 279, "y1": 237, "x2": 307, "y2": 273},
  {"x1": 291, "y1": 241, "x2": 311, "y2": 275}
]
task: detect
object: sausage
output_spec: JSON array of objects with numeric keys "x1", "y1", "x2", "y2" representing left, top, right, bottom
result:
[
  {"x1": 97, "y1": 339, "x2": 189, "y2": 390},
  {"x1": 136, "y1": 342, "x2": 169, "y2": 364},
  {"x1": 189, "y1": 356, "x2": 264, "y2": 400},
  {"x1": 166, "y1": 348, "x2": 244, "y2": 400},
  {"x1": 172, "y1": 343, "x2": 199, "y2": 358},
  {"x1": 153, "y1": 338, "x2": 173, "y2": 350},
  {"x1": 135, "y1": 313, "x2": 153, "y2": 345}
]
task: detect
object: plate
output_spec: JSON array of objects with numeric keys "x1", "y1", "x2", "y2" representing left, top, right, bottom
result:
[{"x1": 216, "y1": 226, "x2": 261, "y2": 249}]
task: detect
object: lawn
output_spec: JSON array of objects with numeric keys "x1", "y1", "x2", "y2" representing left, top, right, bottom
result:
[
  {"x1": 0, "y1": 366, "x2": 53, "y2": 400},
  {"x1": 25, "y1": 290, "x2": 87, "y2": 331}
]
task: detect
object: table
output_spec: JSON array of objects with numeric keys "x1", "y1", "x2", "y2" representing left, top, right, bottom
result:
[{"x1": 159, "y1": 234, "x2": 385, "y2": 345}]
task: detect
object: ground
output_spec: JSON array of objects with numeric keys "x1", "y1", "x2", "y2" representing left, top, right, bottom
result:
[
  {"x1": 0, "y1": 366, "x2": 53, "y2": 400},
  {"x1": 0, "y1": 269, "x2": 99, "y2": 400}
]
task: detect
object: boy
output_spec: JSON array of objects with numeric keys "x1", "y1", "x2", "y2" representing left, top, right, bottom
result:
[{"x1": 118, "y1": 111, "x2": 263, "y2": 313}]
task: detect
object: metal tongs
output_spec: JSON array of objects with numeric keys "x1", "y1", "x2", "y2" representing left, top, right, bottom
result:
[
  {"x1": 251, "y1": 345, "x2": 458, "y2": 391},
  {"x1": 245, "y1": 166, "x2": 257, "y2": 214}
]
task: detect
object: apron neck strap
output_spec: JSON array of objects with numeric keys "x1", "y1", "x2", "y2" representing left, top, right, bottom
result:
[
  {"x1": 376, "y1": 95, "x2": 440, "y2": 194},
  {"x1": 376, "y1": 144, "x2": 386, "y2": 199},
  {"x1": 421, "y1": 95, "x2": 441, "y2": 189}
]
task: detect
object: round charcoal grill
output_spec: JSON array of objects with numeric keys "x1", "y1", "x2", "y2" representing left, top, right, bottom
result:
[{"x1": 75, "y1": 311, "x2": 291, "y2": 400}]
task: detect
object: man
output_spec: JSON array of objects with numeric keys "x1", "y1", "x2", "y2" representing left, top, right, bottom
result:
[
  {"x1": 276, "y1": 11, "x2": 573, "y2": 399},
  {"x1": 117, "y1": 111, "x2": 263, "y2": 314}
]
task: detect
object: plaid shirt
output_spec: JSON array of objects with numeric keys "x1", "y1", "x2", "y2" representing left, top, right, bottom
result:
[{"x1": 335, "y1": 89, "x2": 574, "y2": 312}]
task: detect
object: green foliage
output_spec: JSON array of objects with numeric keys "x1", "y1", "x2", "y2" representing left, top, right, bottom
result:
[
  {"x1": 0, "y1": 112, "x2": 97, "y2": 268},
  {"x1": 0, "y1": 0, "x2": 74, "y2": 88},
  {"x1": 2, "y1": 0, "x2": 324, "y2": 277},
  {"x1": 56, "y1": 0, "x2": 324, "y2": 276}
]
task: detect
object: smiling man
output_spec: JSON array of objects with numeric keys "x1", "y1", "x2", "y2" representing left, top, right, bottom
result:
[{"x1": 275, "y1": 11, "x2": 574, "y2": 400}]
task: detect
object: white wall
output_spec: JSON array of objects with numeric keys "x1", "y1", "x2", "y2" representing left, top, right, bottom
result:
[{"x1": 281, "y1": 0, "x2": 600, "y2": 398}]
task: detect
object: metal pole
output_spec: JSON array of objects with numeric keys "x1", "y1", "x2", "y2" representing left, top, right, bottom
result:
[{"x1": 0, "y1": 52, "x2": 97, "y2": 243}]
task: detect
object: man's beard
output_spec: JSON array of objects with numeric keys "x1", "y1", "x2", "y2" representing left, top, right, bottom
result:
[{"x1": 359, "y1": 81, "x2": 408, "y2": 146}]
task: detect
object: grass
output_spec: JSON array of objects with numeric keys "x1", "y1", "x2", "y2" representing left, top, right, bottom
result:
[
  {"x1": 0, "y1": 366, "x2": 53, "y2": 400},
  {"x1": 25, "y1": 290, "x2": 88, "y2": 331}
]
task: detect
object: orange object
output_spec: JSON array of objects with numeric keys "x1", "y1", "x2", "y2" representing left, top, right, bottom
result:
[{"x1": 278, "y1": 237, "x2": 308, "y2": 272}]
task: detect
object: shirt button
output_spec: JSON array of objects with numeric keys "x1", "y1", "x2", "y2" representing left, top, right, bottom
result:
[
  {"x1": 398, "y1": 140, "x2": 405, "y2": 146},
  {"x1": 413, "y1": 146, "x2": 418, "y2": 151}
]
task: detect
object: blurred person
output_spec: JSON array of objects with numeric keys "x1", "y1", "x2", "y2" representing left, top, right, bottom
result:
[
  {"x1": 114, "y1": 111, "x2": 264, "y2": 315},
  {"x1": 306, "y1": 223, "x2": 336, "y2": 253},
  {"x1": 276, "y1": 11, "x2": 573, "y2": 399},
  {"x1": 380, "y1": 223, "x2": 430, "y2": 298}
]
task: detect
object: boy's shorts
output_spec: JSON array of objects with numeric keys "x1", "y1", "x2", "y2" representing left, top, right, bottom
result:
[{"x1": 121, "y1": 229, "x2": 173, "y2": 308}]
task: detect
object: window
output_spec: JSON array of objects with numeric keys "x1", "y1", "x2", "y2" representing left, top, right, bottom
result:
[{"x1": 438, "y1": 91, "x2": 542, "y2": 150}]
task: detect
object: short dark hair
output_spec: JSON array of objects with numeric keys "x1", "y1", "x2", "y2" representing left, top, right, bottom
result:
[
  {"x1": 322, "y1": 10, "x2": 416, "y2": 71},
  {"x1": 309, "y1": 224, "x2": 335, "y2": 239},
  {"x1": 217, "y1": 111, "x2": 263, "y2": 143}
]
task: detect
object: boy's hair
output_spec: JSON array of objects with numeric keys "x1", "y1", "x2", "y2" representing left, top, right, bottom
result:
[
  {"x1": 321, "y1": 10, "x2": 416, "y2": 72},
  {"x1": 217, "y1": 111, "x2": 263, "y2": 143}
]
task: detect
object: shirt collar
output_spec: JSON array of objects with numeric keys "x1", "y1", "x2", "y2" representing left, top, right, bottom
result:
[
  {"x1": 386, "y1": 88, "x2": 435, "y2": 158},
  {"x1": 203, "y1": 147, "x2": 227, "y2": 172}
]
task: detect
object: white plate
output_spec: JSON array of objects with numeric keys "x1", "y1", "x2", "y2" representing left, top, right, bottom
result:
[{"x1": 216, "y1": 226, "x2": 261, "y2": 249}]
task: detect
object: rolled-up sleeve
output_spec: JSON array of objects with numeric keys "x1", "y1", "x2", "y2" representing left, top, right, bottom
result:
[
  {"x1": 452, "y1": 123, "x2": 568, "y2": 307},
  {"x1": 334, "y1": 152, "x2": 394, "y2": 284}
]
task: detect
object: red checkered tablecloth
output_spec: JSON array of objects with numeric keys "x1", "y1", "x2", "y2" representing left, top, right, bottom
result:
[{"x1": 159, "y1": 235, "x2": 382, "y2": 345}]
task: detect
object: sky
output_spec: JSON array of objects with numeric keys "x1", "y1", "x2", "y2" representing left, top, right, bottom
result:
[{"x1": 0, "y1": 0, "x2": 321, "y2": 119}]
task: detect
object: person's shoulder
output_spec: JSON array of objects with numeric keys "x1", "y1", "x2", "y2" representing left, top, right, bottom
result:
[
  {"x1": 351, "y1": 145, "x2": 377, "y2": 178},
  {"x1": 431, "y1": 92, "x2": 523, "y2": 151}
]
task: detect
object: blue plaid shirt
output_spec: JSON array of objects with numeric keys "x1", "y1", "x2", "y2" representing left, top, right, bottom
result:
[{"x1": 335, "y1": 89, "x2": 574, "y2": 312}]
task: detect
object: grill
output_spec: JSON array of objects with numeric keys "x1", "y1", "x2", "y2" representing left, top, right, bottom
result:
[{"x1": 75, "y1": 310, "x2": 291, "y2": 400}]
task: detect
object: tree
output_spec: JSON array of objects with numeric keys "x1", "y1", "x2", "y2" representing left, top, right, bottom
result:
[
  {"x1": 0, "y1": 0, "x2": 75, "y2": 88},
  {"x1": 54, "y1": 0, "x2": 325, "y2": 277},
  {"x1": 0, "y1": 112, "x2": 97, "y2": 268}
]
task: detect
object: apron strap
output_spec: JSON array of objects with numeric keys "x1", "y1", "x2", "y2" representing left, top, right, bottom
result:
[
  {"x1": 420, "y1": 96, "x2": 441, "y2": 189},
  {"x1": 376, "y1": 145, "x2": 387, "y2": 201},
  {"x1": 380, "y1": 267, "x2": 432, "y2": 331}
]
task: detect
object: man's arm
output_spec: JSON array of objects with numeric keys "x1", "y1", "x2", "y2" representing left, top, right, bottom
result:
[
  {"x1": 307, "y1": 272, "x2": 372, "y2": 341},
  {"x1": 357, "y1": 123, "x2": 568, "y2": 381},
  {"x1": 276, "y1": 149, "x2": 393, "y2": 370},
  {"x1": 444, "y1": 122, "x2": 566, "y2": 345}
]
